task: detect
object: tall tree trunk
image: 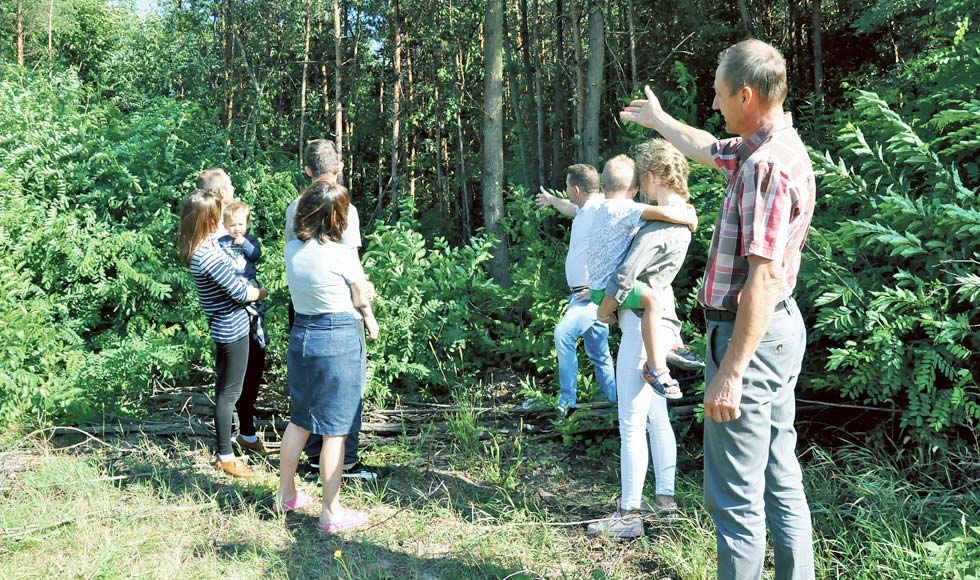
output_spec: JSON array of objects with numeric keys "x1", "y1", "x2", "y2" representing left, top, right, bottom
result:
[
  {"x1": 483, "y1": 0, "x2": 511, "y2": 285},
  {"x1": 299, "y1": 0, "x2": 312, "y2": 166},
  {"x1": 333, "y1": 0, "x2": 343, "y2": 163},
  {"x1": 16, "y1": 0, "x2": 24, "y2": 67},
  {"x1": 550, "y1": 0, "x2": 566, "y2": 186},
  {"x1": 376, "y1": 77, "x2": 385, "y2": 203},
  {"x1": 388, "y1": 0, "x2": 403, "y2": 220},
  {"x1": 516, "y1": 0, "x2": 541, "y2": 190},
  {"x1": 406, "y1": 35, "x2": 417, "y2": 200},
  {"x1": 626, "y1": 0, "x2": 637, "y2": 93},
  {"x1": 531, "y1": 0, "x2": 546, "y2": 189},
  {"x1": 503, "y1": 9, "x2": 534, "y2": 189},
  {"x1": 811, "y1": 0, "x2": 824, "y2": 144},
  {"x1": 222, "y1": 0, "x2": 236, "y2": 144},
  {"x1": 316, "y1": 0, "x2": 329, "y2": 134},
  {"x1": 583, "y1": 0, "x2": 604, "y2": 167},
  {"x1": 569, "y1": 0, "x2": 585, "y2": 159},
  {"x1": 434, "y1": 81, "x2": 449, "y2": 226},
  {"x1": 48, "y1": 0, "x2": 54, "y2": 63},
  {"x1": 449, "y1": 2, "x2": 471, "y2": 237},
  {"x1": 736, "y1": 0, "x2": 757, "y2": 38}
]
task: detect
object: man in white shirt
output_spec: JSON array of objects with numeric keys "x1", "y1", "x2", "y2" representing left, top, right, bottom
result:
[
  {"x1": 288, "y1": 139, "x2": 383, "y2": 481},
  {"x1": 535, "y1": 164, "x2": 617, "y2": 416}
]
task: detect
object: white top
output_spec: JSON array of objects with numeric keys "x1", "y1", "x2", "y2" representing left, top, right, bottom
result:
[
  {"x1": 587, "y1": 197, "x2": 645, "y2": 290},
  {"x1": 284, "y1": 196, "x2": 361, "y2": 247},
  {"x1": 285, "y1": 239, "x2": 364, "y2": 316},
  {"x1": 565, "y1": 196, "x2": 604, "y2": 289}
]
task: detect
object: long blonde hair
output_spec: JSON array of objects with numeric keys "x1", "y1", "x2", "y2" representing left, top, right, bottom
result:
[
  {"x1": 634, "y1": 139, "x2": 690, "y2": 200},
  {"x1": 177, "y1": 189, "x2": 220, "y2": 266}
]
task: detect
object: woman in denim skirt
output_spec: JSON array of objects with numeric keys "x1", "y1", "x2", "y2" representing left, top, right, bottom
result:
[{"x1": 275, "y1": 180, "x2": 379, "y2": 533}]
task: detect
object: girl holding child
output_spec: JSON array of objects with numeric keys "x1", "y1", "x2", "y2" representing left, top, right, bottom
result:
[
  {"x1": 588, "y1": 140, "x2": 695, "y2": 538},
  {"x1": 178, "y1": 188, "x2": 268, "y2": 477}
]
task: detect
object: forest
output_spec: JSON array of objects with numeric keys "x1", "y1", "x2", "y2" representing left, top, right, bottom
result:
[{"x1": 0, "y1": 0, "x2": 978, "y2": 578}]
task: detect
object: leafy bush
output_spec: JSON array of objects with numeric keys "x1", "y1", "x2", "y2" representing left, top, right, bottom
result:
[{"x1": 804, "y1": 90, "x2": 980, "y2": 442}]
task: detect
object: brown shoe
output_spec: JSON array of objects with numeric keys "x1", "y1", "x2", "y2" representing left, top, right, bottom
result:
[
  {"x1": 235, "y1": 435, "x2": 268, "y2": 455},
  {"x1": 215, "y1": 458, "x2": 255, "y2": 478}
]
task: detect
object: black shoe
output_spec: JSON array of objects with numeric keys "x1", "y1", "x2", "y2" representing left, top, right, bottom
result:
[
  {"x1": 343, "y1": 461, "x2": 399, "y2": 480},
  {"x1": 297, "y1": 456, "x2": 320, "y2": 476}
]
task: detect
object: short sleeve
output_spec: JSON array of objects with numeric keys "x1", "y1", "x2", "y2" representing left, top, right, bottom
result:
[
  {"x1": 337, "y1": 245, "x2": 366, "y2": 284},
  {"x1": 739, "y1": 159, "x2": 794, "y2": 262},
  {"x1": 711, "y1": 138, "x2": 742, "y2": 182},
  {"x1": 341, "y1": 205, "x2": 362, "y2": 248}
]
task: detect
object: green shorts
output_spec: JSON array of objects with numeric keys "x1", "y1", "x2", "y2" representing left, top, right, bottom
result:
[{"x1": 590, "y1": 286, "x2": 643, "y2": 310}]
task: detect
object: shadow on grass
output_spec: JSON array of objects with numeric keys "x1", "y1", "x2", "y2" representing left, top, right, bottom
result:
[{"x1": 95, "y1": 440, "x2": 550, "y2": 578}]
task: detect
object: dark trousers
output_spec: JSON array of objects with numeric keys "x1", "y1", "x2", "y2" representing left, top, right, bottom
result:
[
  {"x1": 290, "y1": 301, "x2": 361, "y2": 465},
  {"x1": 215, "y1": 335, "x2": 264, "y2": 456}
]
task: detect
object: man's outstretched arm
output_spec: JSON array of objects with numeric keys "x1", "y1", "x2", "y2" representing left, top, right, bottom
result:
[{"x1": 620, "y1": 85, "x2": 718, "y2": 168}]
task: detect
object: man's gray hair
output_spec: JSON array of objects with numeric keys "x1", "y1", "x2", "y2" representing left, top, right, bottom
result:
[
  {"x1": 718, "y1": 39, "x2": 787, "y2": 105},
  {"x1": 304, "y1": 139, "x2": 340, "y2": 178}
]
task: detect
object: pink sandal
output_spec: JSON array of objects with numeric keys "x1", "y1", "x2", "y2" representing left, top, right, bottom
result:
[
  {"x1": 274, "y1": 490, "x2": 314, "y2": 513},
  {"x1": 317, "y1": 507, "x2": 368, "y2": 533}
]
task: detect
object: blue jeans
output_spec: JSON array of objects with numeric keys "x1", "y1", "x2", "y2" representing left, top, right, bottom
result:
[{"x1": 554, "y1": 295, "x2": 617, "y2": 410}]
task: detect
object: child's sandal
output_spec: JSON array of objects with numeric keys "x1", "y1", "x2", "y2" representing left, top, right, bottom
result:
[{"x1": 641, "y1": 366, "x2": 683, "y2": 400}]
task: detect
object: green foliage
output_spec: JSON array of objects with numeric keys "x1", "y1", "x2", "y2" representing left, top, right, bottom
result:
[
  {"x1": 362, "y1": 199, "x2": 504, "y2": 403},
  {"x1": 805, "y1": 89, "x2": 980, "y2": 441}
]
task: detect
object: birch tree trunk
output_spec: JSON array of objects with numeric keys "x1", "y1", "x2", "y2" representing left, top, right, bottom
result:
[
  {"x1": 16, "y1": 0, "x2": 24, "y2": 67},
  {"x1": 583, "y1": 0, "x2": 604, "y2": 167},
  {"x1": 483, "y1": 0, "x2": 511, "y2": 285},
  {"x1": 48, "y1": 0, "x2": 55, "y2": 64},
  {"x1": 316, "y1": 0, "x2": 329, "y2": 135},
  {"x1": 333, "y1": 0, "x2": 343, "y2": 162}
]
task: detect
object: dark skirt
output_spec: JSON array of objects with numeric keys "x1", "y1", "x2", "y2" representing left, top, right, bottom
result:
[{"x1": 287, "y1": 312, "x2": 364, "y2": 436}]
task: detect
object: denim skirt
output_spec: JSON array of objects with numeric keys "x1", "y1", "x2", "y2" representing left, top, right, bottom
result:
[{"x1": 287, "y1": 312, "x2": 364, "y2": 436}]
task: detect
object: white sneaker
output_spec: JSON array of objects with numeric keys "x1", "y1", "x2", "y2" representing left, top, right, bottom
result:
[
  {"x1": 617, "y1": 496, "x2": 679, "y2": 522},
  {"x1": 586, "y1": 510, "x2": 644, "y2": 539}
]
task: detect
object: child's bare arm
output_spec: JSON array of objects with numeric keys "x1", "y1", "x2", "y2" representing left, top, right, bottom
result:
[{"x1": 639, "y1": 204, "x2": 698, "y2": 231}]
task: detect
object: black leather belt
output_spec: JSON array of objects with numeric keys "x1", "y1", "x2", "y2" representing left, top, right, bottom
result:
[
  {"x1": 704, "y1": 299, "x2": 790, "y2": 322},
  {"x1": 570, "y1": 285, "x2": 589, "y2": 293}
]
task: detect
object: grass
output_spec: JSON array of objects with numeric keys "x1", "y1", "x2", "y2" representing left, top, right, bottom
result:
[{"x1": 1, "y1": 422, "x2": 978, "y2": 579}]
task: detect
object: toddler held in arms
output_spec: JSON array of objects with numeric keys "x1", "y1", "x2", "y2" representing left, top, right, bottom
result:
[{"x1": 587, "y1": 154, "x2": 696, "y2": 399}]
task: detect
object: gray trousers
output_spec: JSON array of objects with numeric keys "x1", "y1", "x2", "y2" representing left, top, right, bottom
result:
[{"x1": 704, "y1": 298, "x2": 815, "y2": 580}]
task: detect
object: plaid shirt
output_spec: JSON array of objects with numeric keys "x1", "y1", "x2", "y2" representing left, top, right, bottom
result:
[{"x1": 697, "y1": 113, "x2": 815, "y2": 311}]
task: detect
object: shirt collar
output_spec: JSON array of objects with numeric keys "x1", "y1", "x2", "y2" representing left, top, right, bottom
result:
[{"x1": 736, "y1": 112, "x2": 794, "y2": 160}]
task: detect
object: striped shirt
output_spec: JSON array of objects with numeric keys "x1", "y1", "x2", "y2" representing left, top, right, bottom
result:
[
  {"x1": 189, "y1": 243, "x2": 251, "y2": 343},
  {"x1": 697, "y1": 113, "x2": 815, "y2": 311}
]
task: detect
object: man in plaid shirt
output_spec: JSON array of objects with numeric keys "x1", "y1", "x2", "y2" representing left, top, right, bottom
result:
[{"x1": 621, "y1": 39, "x2": 815, "y2": 580}]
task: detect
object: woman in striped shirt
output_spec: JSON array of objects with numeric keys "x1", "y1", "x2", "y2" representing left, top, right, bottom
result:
[{"x1": 178, "y1": 189, "x2": 268, "y2": 478}]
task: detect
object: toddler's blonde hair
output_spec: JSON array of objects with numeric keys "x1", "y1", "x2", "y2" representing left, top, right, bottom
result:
[
  {"x1": 222, "y1": 200, "x2": 250, "y2": 224},
  {"x1": 601, "y1": 154, "x2": 636, "y2": 192}
]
